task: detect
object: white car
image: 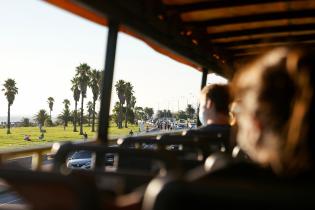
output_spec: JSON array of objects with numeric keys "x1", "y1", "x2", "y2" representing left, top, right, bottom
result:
[
  {"x1": 66, "y1": 150, "x2": 114, "y2": 169},
  {"x1": 66, "y1": 150, "x2": 92, "y2": 169}
]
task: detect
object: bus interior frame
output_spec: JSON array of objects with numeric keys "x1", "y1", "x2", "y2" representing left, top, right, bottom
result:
[{"x1": 1, "y1": 0, "x2": 315, "y2": 210}]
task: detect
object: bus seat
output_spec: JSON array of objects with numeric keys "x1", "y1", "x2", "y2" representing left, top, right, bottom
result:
[
  {"x1": 0, "y1": 168, "x2": 100, "y2": 210},
  {"x1": 144, "y1": 160, "x2": 315, "y2": 210},
  {"x1": 184, "y1": 127, "x2": 231, "y2": 152}
]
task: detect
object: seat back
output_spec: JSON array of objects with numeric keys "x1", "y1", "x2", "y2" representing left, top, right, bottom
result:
[
  {"x1": 144, "y1": 162, "x2": 315, "y2": 210},
  {"x1": 0, "y1": 168, "x2": 100, "y2": 210}
]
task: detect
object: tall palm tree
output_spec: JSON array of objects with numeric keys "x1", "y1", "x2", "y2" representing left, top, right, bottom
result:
[
  {"x1": 62, "y1": 99, "x2": 71, "y2": 127},
  {"x1": 115, "y1": 80, "x2": 126, "y2": 129},
  {"x1": 2, "y1": 79, "x2": 18, "y2": 134},
  {"x1": 47, "y1": 97, "x2": 54, "y2": 119},
  {"x1": 71, "y1": 77, "x2": 80, "y2": 132},
  {"x1": 124, "y1": 82, "x2": 134, "y2": 128},
  {"x1": 86, "y1": 101, "x2": 93, "y2": 126},
  {"x1": 88, "y1": 69, "x2": 101, "y2": 132},
  {"x1": 63, "y1": 99, "x2": 70, "y2": 110},
  {"x1": 130, "y1": 95, "x2": 136, "y2": 113},
  {"x1": 75, "y1": 63, "x2": 91, "y2": 135}
]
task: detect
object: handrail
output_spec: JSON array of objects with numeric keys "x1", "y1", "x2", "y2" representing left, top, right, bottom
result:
[
  {"x1": 52, "y1": 142, "x2": 181, "y2": 175},
  {"x1": 0, "y1": 140, "x2": 97, "y2": 171},
  {"x1": 0, "y1": 144, "x2": 53, "y2": 171}
]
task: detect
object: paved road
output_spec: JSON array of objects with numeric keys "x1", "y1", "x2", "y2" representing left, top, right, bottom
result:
[
  {"x1": 0, "y1": 155, "x2": 53, "y2": 206},
  {"x1": 0, "y1": 191, "x2": 23, "y2": 206}
]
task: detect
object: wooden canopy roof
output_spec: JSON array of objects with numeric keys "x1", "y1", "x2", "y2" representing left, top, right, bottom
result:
[{"x1": 45, "y1": 0, "x2": 315, "y2": 78}]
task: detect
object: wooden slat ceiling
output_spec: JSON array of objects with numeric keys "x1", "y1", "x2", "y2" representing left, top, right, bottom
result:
[
  {"x1": 46, "y1": 0, "x2": 315, "y2": 77},
  {"x1": 163, "y1": 0, "x2": 315, "y2": 64}
]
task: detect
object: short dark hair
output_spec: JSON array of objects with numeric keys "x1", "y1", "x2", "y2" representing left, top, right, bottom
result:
[{"x1": 201, "y1": 84, "x2": 231, "y2": 115}]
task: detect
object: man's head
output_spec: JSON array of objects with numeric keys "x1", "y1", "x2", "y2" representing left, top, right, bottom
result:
[{"x1": 199, "y1": 84, "x2": 231, "y2": 125}]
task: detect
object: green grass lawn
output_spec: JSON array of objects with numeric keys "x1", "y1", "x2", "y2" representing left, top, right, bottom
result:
[{"x1": 0, "y1": 123, "x2": 139, "y2": 151}]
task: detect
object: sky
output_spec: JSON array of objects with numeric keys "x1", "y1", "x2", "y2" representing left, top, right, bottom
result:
[{"x1": 0, "y1": 0, "x2": 227, "y2": 121}]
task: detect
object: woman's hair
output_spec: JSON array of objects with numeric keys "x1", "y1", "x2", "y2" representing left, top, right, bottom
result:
[{"x1": 232, "y1": 47, "x2": 315, "y2": 175}]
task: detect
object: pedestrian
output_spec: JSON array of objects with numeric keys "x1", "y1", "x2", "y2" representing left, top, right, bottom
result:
[
  {"x1": 83, "y1": 132, "x2": 88, "y2": 141},
  {"x1": 38, "y1": 133, "x2": 44, "y2": 140},
  {"x1": 24, "y1": 135, "x2": 31, "y2": 141}
]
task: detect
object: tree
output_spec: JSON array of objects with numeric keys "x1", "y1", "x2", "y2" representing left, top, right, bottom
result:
[
  {"x1": 135, "y1": 106, "x2": 145, "y2": 122},
  {"x1": 130, "y1": 96, "x2": 136, "y2": 110},
  {"x1": 115, "y1": 80, "x2": 126, "y2": 129},
  {"x1": 157, "y1": 110, "x2": 163, "y2": 119},
  {"x1": 158, "y1": 109, "x2": 172, "y2": 119},
  {"x1": 176, "y1": 110, "x2": 187, "y2": 120},
  {"x1": 75, "y1": 63, "x2": 91, "y2": 134},
  {"x1": 186, "y1": 104, "x2": 195, "y2": 119},
  {"x1": 88, "y1": 69, "x2": 101, "y2": 132},
  {"x1": 71, "y1": 77, "x2": 80, "y2": 132},
  {"x1": 86, "y1": 101, "x2": 93, "y2": 126},
  {"x1": 2, "y1": 79, "x2": 18, "y2": 134},
  {"x1": 124, "y1": 82, "x2": 134, "y2": 128},
  {"x1": 126, "y1": 108, "x2": 135, "y2": 124},
  {"x1": 47, "y1": 97, "x2": 54, "y2": 119},
  {"x1": 111, "y1": 102, "x2": 120, "y2": 127},
  {"x1": 58, "y1": 99, "x2": 71, "y2": 128},
  {"x1": 34, "y1": 109, "x2": 49, "y2": 127},
  {"x1": 130, "y1": 96, "x2": 137, "y2": 123},
  {"x1": 166, "y1": 110, "x2": 172, "y2": 118},
  {"x1": 21, "y1": 117, "x2": 31, "y2": 127},
  {"x1": 63, "y1": 99, "x2": 70, "y2": 110},
  {"x1": 144, "y1": 107, "x2": 154, "y2": 120}
]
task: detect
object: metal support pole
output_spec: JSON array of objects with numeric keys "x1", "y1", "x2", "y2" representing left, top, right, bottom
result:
[
  {"x1": 201, "y1": 67, "x2": 208, "y2": 90},
  {"x1": 197, "y1": 68, "x2": 208, "y2": 127},
  {"x1": 98, "y1": 20, "x2": 119, "y2": 144}
]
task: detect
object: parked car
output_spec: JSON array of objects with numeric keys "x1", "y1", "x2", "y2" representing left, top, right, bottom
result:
[
  {"x1": 66, "y1": 149, "x2": 115, "y2": 169},
  {"x1": 66, "y1": 150, "x2": 91, "y2": 169},
  {"x1": 176, "y1": 124, "x2": 187, "y2": 129},
  {"x1": 188, "y1": 122, "x2": 197, "y2": 129}
]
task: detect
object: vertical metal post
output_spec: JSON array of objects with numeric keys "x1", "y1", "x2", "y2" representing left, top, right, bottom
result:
[
  {"x1": 200, "y1": 68, "x2": 208, "y2": 90},
  {"x1": 98, "y1": 20, "x2": 119, "y2": 144},
  {"x1": 197, "y1": 68, "x2": 208, "y2": 127}
]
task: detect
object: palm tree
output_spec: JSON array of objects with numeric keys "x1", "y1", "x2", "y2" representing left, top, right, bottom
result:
[
  {"x1": 130, "y1": 95, "x2": 136, "y2": 116},
  {"x1": 88, "y1": 69, "x2": 101, "y2": 132},
  {"x1": 75, "y1": 63, "x2": 91, "y2": 135},
  {"x1": 34, "y1": 109, "x2": 49, "y2": 127},
  {"x1": 71, "y1": 77, "x2": 80, "y2": 132},
  {"x1": 115, "y1": 80, "x2": 126, "y2": 129},
  {"x1": 86, "y1": 101, "x2": 93, "y2": 126},
  {"x1": 2, "y1": 79, "x2": 18, "y2": 134},
  {"x1": 124, "y1": 82, "x2": 134, "y2": 128},
  {"x1": 63, "y1": 99, "x2": 70, "y2": 110},
  {"x1": 47, "y1": 97, "x2": 54, "y2": 119},
  {"x1": 62, "y1": 99, "x2": 71, "y2": 127}
]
